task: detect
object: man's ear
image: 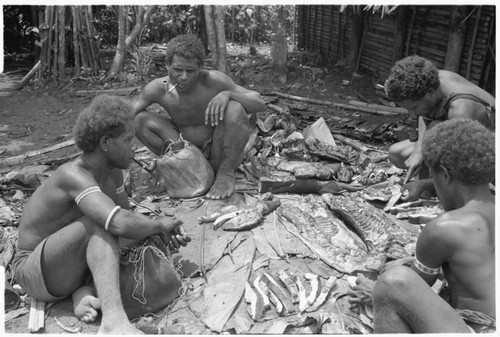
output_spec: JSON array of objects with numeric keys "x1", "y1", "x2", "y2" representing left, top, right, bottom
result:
[
  {"x1": 99, "y1": 135, "x2": 110, "y2": 152},
  {"x1": 439, "y1": 165, "x2": 452, "y2": 184}
]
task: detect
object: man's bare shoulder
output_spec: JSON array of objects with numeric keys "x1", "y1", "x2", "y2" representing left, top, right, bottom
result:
[
  {"x1": 422, "y1": 208, "x2": 491, "y2": 245},
  {"x1": 51, "y1": 160, "x2": 98, "y2": 190},
  {"x1": 141, "y1": 77, "x2": 170, "y2": 98},
  {"x1": 200, "y1": 69, "x2": 236, "y2": 90}
]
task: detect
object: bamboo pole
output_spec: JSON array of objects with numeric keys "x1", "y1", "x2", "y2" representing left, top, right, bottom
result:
[
  {"x1": 52, "y1": 8, "x2": 59, "y2": 79},
  {"x1": 87, "y1": 7, "x2": 101, "y2": 70},
  {"x1": 84, "y1": 7, "x2": 98, "y2": 71},
  {"x1": 40, "y1": 6, "x2": 51, "y2": 77},
  {"x1": 273, "y1": 92, "x2": 404, "y2": 116},
  {"x1": 71, "y1": 6, "x2": 81, "y2": 74},
  {"x1": 347, "y1": 100, "x2": 408, "y2": 114},
  {"x1": 76, "y1": 7, "x2": 89, "y2": 69},
  {"x1": 57, "y1": 6, "x2": 66, "y2": 80}
]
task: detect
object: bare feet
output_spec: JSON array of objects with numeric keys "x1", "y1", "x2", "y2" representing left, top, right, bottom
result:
[
  {"x1": 98, "y1": 320, "x2": 144, "y2": 335},
  {"x1": 72, "y1": 286, "x2": 101, "y2": 323},
  {"x1": 205, "y1": 171, "x2": 235, "y2": 199}
]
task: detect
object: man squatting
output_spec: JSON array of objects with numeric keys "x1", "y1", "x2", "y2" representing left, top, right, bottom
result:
[
  {"x1": 131, "y1": 34, "x2": 265, "y2": 200},
  {"x1": 384, "y1": 55, "x2": 494, "y2": 201}
]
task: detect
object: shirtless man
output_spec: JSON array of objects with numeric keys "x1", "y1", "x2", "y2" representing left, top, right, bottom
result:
[
  {"x1": 12, "y1": 95, "x2": 190, "y2": 334},
  {"x1": 372, "y1": 118, "x2": 495, "y2": 333},
  {"x1": 132, "y1": 34, "x2": 265, "y2": 200},
  {"x1": 384, "y1": 55, "x2": 495, "y2": 200}
]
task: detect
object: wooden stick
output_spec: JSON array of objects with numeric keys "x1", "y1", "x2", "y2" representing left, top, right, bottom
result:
[
  {"x1": 16, "y1": 61, "x2": 41, "y2": 90},
  {"x1": 74, "y1": 87, "x2": 138, "y2": 96},
  {"x1": 28, "y1": 298, "x2": 46, "y2": 332},
  {"x1": 273, "y1": 92, "x2": 402, "y2": 116},
  {"x1": 332, "y1": 133, "x2": 368, "y2": 152},
  {"x1": 347, "y1": 99, "x2": 407, "y2": 114},
  {"x1": 0, "y1": 139, "x2": 76, "y2": 167}
]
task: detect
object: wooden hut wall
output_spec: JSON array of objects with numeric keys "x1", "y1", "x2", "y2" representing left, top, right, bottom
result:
[{"x1": 297, "y1": 5, "x2": 495, "y2": 93}]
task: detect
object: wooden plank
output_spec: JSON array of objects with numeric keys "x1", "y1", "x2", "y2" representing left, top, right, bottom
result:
[
  {"x1": 0, "y1": 139, "x2": 76, "y2": 167},
  {"x1": 28, "y1": 298, "x2": 46, "y2": 332}
]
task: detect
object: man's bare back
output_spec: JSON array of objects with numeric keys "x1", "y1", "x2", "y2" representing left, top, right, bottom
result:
[{"x1": 434, "y1": 204, "x2": 495, "y2": 317}]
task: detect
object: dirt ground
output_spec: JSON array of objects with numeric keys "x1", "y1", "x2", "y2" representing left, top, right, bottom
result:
[{"x1": 1, "y1": 45, "x2": 408, "y2": 334}]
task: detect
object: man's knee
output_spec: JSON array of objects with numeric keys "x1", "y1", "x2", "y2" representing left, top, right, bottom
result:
[
  {"x1": 224, "y1": 101, "x2": 248, "y2": 124},
  {"x1": 388, "y1": 143, "x2": 409, "y2": 168},
  {"x1": 134, "y1": 111, "x2": 152, "y2": 134},
  {"x1": 374, "y1": 266, "x2": 415, "y2": 303}
]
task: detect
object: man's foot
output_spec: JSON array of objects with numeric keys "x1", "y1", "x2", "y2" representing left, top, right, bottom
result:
[
  {"x1": 72, "y1": 286, "x2": 101, "y2": 323},
  {"x1": 205, "y1": 171, "x2": 235, "y2": 200},
  {"x1": 98, "y1": 321, "x2": 144, "y2": 335}
]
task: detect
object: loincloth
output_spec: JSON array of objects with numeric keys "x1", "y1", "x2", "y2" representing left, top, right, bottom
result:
[
  {"x1": 11, "y1": 238, "x2": 67, "y2": 302},
  {"x1": 456, "y1": 308, "x2": 496, "y2": 333}
]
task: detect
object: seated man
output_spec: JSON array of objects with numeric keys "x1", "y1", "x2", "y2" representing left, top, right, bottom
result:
[
  {"x1": 384, "y1": 55, "x2": 495, "y2": 200},
  {"x1": 132, "y1": 34, "x2": 265, "y2": 200},
  {"x1": 12, "y1": 95, "x2": 190, "y2": 334},
  {"x1": 372, "y1": 119, "x2": 495, "y2": 333}
]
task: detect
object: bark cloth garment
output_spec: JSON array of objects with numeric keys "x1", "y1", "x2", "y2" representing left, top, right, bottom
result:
[
  {"x1": 439, "y1": 284, "x2": 496, "y2": 333},
  {"x1": 423, "y1": 92, "x2": 495, "y2": 128},
  {"x1": 12, "y1": 238, "x2": 68, "y2": 302},
  {"x1": 456, "y1": 309, "x2": 496, "y2": 333}
]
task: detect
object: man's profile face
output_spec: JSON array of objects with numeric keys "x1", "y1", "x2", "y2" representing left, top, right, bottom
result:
[
  {"x1": 167, "y1": 55, "x2": 201, "y2": 92},
  {"x1": 107, "y1": 122, "x2": 136, "y2": 170},
  {"x1": 396, "y1": 92, "x2": 436, "y2": 117}
]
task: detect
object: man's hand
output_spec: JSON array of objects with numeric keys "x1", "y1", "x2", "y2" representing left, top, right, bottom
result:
[
  {"x1": 378, "y1": 256, "x2": 414, "y2": 275},
  {"x1": 401, "y1": 180, "x2": 424, "y2": 202},
  {"x1": 158, "y1": 215, "x2": 183, "y2": 233},
  {"x1": 168, "y1": 224, "x2": 191, "y2": 252},
  {"x1": 205, "y1": 91, "x2": 230, "y2": 126},
  {"x1": 404, "y1": 149, "x2": 424, "y2": 184}
]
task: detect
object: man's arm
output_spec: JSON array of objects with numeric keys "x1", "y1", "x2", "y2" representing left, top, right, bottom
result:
[
  {"x1": 410, "y1": 216, "x2": 454, "y2": 285},
  {"x1": 130, "y1": 79, "x2": 165, "y2": 116},
  {"x1": 404, "y1": 116, "x2": 427, "y2": 184},
  {"x1": 204, "y1": 71, "x2": 265, "y2": 125},
  {"x1": 64, "y1": 167, "x2": 181, "y2": 240}
]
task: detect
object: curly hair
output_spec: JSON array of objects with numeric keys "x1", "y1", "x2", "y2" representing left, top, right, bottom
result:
[
  {"x1": 165, "y1": 34, "x2": 205, "y2": 66},
  {"x1": 385, "y1": 55, "x2": 440, "y2": 102},
  {"x1": 73, "y1": 94, "x2": 133, "y2": 153},
  {"x1": 422, "y1": 119, "x2": 495, "y2": 185}
]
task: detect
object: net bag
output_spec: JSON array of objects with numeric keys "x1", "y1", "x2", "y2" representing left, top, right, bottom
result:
[
  {"x1": 119, "y1": 235, "x2": 187, "y2": 319},
  {"x1": 154, "y1": 137, "x2": 214, "y2": 198}
]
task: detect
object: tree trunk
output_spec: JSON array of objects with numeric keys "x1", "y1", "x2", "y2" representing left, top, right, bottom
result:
[
  {"x1": 271, "y1": 27, "x2": 287, "y2": 83},
  {"x1": 444, "y1": 6, "x2": 467, "y2": 72},
  {"x1": 296, "y1": 5, "x2": 305, "y2": 50},
  {"x1": 348, "y1": 6, "x2": 364, "y2": 73},
  {"x1": 213, "y1": 6, "x2": 228, "y2": 73},
  {"x1": 125, "y1": 5, "x2": 157, "y2": 49},
  {"x1": 204, "y1": 5, "x2": 227, "y2": 73},
  {"x1": 108, "y1": 6, "x2": 128, "y2": 77},
  {"x1": 204, "y1": 5, "x2": 218, "y2": 65}
]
